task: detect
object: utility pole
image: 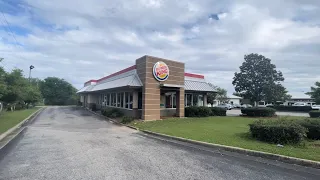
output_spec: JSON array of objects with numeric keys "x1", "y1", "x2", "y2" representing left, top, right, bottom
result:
[{"x1": 29, "y1": 65, "x2": 34, "y2": 82}]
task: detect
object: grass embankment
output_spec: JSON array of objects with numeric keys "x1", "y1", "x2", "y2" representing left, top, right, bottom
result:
[
  {"x1": 132, "y1": 116, "x2": 320, "y2": 161},
  {"x1": 0, "y1": 107, "x2": 41, "y2": 134}
]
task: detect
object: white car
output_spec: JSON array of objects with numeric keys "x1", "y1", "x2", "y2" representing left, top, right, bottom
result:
[
  {"x1": 217, "y1": 104, "x2": 232, "y2": 110},
  {"x1": 312, "y1": 105, "x2": 320, "y2": 110},
  {"x1": 292, "y1": 102, "x2": 308, "y2": 106}
]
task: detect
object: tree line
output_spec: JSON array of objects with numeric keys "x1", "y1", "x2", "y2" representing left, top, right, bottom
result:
[
  {"x1": 0, "y1": 58, "x2": 78, "y2": 113},
  {"x1": 232, "y1": 53, "x2": 319, "y2": 105}
]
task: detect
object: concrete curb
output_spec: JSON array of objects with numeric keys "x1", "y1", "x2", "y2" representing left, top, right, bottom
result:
[
  {"x1": 84, "y1": 108, "x2": 320, "y2": 169},
  {"x1": 141, "y1": 130, "x2": 320, "y2": 169},
  {"x1": 0, "y1": 107, "x2": 45, "y2": 142},
  {"x1": 0, "y1": 107, "x2": 45, "y2": 154}
]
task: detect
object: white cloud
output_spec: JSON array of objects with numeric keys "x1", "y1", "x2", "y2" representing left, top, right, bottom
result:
[{"x1": 0, "y1": 0, "x2": 319, "y2": 98}]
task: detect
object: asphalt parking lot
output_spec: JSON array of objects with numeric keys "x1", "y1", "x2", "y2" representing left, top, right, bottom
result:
[
  {"x1": 227, "y1": 109, "x2": 309, "y2": 117},
  {"x1": 0, "y1": 106, "x2": 319, "y2": 180}
]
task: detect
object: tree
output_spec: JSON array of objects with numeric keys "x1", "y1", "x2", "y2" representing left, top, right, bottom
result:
[
  {"x1": 0, "y1": 58, "x2": 7, "y2": 100},
  {"x1": 306, "y1": 82, "x2": 320, "y2": 104},
  {"x1": 23, "y1": 85, "x2": 42, "y2": 108},
  {"x1": 232, "y1": 53, "x2": 289, "y2": 104},
  {"x1": 207, "y1": 83, "x2": 228, "y2": 104},
  {"x1": 1, "y1": 69, "x2": 29, "y2": 110},
  {"x1": 264, "y1": 83, "x2": 292, "y2": 102},
  {"x1": 40, "y1": 77, "x2": 78, "y2": 105},
  {"x1": 0, "y1": 67, "x2": 42, "y2": 110},
  {"x1": 216, "y1": 87, "x2": 228, "y2": 103},
  {"x1": 0, "y1": 58, "x2": 6, "y2": 113}
]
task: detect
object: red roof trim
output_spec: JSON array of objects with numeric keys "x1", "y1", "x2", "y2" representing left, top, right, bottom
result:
[
  {"x1": 85, "y1": 65, "x2": 204, "y2": 84},
  {"x1": 86, "y1": 65, "x2": 136, "y2": 83},
  {"x1": 184, "y1": 72, "x2": 204, "y2": 79},
  {"x1": 84, "y1": 79, "x2": 98, "y2": 84}
]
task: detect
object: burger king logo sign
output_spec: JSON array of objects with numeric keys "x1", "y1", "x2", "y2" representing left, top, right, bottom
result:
[{"x1": 153, "y1": 61, "x2": 169, "y2": 81}]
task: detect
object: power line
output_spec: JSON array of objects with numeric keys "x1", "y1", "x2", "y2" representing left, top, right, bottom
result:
[
  {"x1": 0, "y1": 10, "x2": 20, "y2": 47},
  {"x1": 0, "y1": 10, "x2": 29, "y2": 69}
]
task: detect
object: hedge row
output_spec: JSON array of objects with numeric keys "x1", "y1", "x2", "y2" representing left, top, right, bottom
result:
[
  {"x1": 309, "y1": 110, "x2": 320, "y2": 118},
  {"x1": 121, "y1": 116, "x2": 135, "y2": 124},
  {"x1": 249, "y1": 118, "x2": 320, "y2": 144},
  {"x1": 241, "y1": 107, "x2": 276, "y2": 117},
  {"x1": 273, "y1": 105, "x2": 312, "y2": 112},
  {"x1": 185, "y1": 107, "x2": 226, "y2": 117},
  {"x1": 299, "y1": 119, "x2": 320, "y2": 140},
  {"x1": 101, "y1": 107, "x2": 124, "y2": 118},
  {"x1": 249, "y1": 119, "x2": 307, "y2": 144},
  {"x1": 210, "y1": 107, "x2": 227, "y2": 116}
]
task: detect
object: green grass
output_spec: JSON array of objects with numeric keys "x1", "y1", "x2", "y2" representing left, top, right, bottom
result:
[
  {"x1": 131, "y1": 116, "x2": 320, "y2": 162},
  {"x1": 0, "y1": 107, "x2": 41, "y2": 134}
]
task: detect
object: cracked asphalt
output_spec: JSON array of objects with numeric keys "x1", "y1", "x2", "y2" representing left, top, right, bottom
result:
[{"x1": 0, "y1": 106, "x2": 319, "y2": 180}]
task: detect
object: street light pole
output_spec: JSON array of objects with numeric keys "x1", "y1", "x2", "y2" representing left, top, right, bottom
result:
[{"x1": 29, "y1": 65, "x2": 34, "y2": 82}]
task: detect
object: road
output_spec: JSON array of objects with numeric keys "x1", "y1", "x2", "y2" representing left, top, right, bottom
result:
[
  {"x1": 227, "y1": 109, "x2": 309, "y2": 117},
  {"x1": 0, "y1": 107, "x2": 319, "y2": 180}
]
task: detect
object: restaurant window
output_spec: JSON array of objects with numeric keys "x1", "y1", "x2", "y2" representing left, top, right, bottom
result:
[
  {"x1": 198, "y1": 95, "x2": 204, "y2": 106},
  {"x1": 104, "y1": 94, "x2": 108, "y2": 106},
  {"x1": 138, "y1": 92, "x2": 142, "y2": 109},
  {"x1": 165, "y1": 93, "x2": 176, "y2": 108},
  {"x1": 129, "y1": 92, "x2": 133, "y2": 109},
  {"x1": 106, "y1": 94, "x2": 109, "y2": 106},
  {"x1": 165, "y1": 93, "x2": 172, "y2": 108},
  {"x1": 117, "y1": 93, "x2": 122, "y2": 107},
  {"x1": 125, "y1": 92, "x2": 129, "y2": 109},
  {"x1": 111, "y1": 93, "x2": 116, "y2": 106},
  {"x1": 193, "y1": 94, "x2": 199, "y2": 106},
  {"x1": 185, "y1": 94, "x2": 193, "y2": 107},
  {"x1": 120, "y1": 92, "x2": 124, "y2": 108}
]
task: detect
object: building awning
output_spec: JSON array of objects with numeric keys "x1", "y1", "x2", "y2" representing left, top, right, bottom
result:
[
  {"x1": 88, "y1": 74, "x2": 142, "y2": 92},
  {"x1": 184, "y1": 80, "x2": 216, "y2": 92},
  {"x1": 77, "y1": 85, "x2": 95, "y2": 93}
]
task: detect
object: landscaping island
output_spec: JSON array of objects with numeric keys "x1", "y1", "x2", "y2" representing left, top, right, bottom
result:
[{"x1": 131, "y1": 116, "x2": 320, "y2": 162}]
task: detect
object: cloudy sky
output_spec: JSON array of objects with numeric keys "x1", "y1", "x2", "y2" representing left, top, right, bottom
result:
[{"x1": 0, "y1": 0, "x2": 319, "y2": 97}]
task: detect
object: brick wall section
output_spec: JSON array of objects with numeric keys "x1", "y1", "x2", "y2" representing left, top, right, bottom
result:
[{"x1": 136, "y1": 55, "x2": 185, "y2": 120}]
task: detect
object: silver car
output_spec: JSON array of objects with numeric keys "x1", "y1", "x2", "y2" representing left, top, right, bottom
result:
[
  {"x1": 241, "y1": 104, "x2": 253, "y2": 109},
  {"x1": 312, "y1": 105, "x2": 320, "y2": 110},
  {"x1": 217, "y1": 104, "x2": 232, "y2": 110}
]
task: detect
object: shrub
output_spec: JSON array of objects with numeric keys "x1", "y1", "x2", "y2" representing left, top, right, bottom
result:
[
  {"x1": 15, "y1": 103, "x2": 26, "y2": 110},
  {"x1": 299, "y1": 119, "x2": 320, "y2": 140},
  {"x1": 273, "y1": 105, "x2": 312, "y2": 112},
  {"x1": 241, "y1": 107, "x2": 276, "y2": 117},
  {"x1": 185, "y1": 106, "x2": 211, "y2": 117},
  {"x1": 101, "y1": 108, "x2": 124, "y2": 118},
  {"x1": 210, "y1": 107, "x2": 227, "y2": 116},
  {"x1": 91, "y1": 104, "x2": 97, "y2": 111},
  {"x1": 309, "y1": 110, "x2": 320, "y2": 118},
  {"x1": 121, "y1": 116, "x2": 135, "y2": 124},
  {"x1": 249, "y1": 119, "x2": 307, "y2": 144}
]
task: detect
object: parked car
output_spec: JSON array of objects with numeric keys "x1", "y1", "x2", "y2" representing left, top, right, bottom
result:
[
  {"x1": 265, "y1": 104, "x2": 274, "y2": 107},
  {"x1": 217, "y1": 104, "x2": 232, "y2": 110},
  {"x1": 241, "y1": 104, "x2": 252, "y2": 109},
  {"x1": 312, "y1": 105, "x2": 320, "y2": 110},
  {"x1": 292, "y1": 102, "x2": 308, "y2": 106},
  {"x1": 233, "y1": 104, "x2": 241, "y2": 108}
]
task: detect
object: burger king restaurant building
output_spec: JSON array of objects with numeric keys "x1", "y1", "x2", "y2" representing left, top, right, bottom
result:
[{"x1": 77, "y1": 55, "x2": 216, "y2": 120}]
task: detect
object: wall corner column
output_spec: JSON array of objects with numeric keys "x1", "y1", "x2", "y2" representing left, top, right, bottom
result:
[{"x1": 176, "y1": 88, "x2": 185, "y2": 117}]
